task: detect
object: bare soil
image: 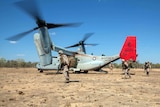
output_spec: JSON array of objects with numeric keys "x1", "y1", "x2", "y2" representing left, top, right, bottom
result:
[{"x1": 0, "y1": 68, "x2": 160, "y2": 107}]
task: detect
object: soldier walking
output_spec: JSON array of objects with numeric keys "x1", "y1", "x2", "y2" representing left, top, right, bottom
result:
[
  {"x1": 122, "y1": 59, "x2": 131, "y2": 79},
  {"x1": 109, "y1": 63, "x2": 114, "y2": 74},
  {"x1": 58, "y1": 50, "x2": 70, "y2": 83},
  {"x1": 144, "y1": 62, "x2": 151, "y2": 76}
]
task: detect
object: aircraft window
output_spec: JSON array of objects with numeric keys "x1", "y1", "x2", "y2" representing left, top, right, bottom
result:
[{"x1": 92, "y1": 57, "x2": 96, "y2": 61}]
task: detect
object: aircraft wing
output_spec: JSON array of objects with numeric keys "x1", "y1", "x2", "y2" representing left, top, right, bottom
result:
[
  {"x1": 54, "y1": 45, "x2": 77, "y2": 56},
  {"x1": 94, "y1": 55, "x2": 120, "y2": 71},
  {"x1": 101, "y1": 55, "x2": 120, "y2": 68}
]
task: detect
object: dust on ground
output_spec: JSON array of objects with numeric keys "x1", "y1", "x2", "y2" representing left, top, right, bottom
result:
[{"x1": 0, "y1": 68, "x2": 160, "y2": 107}]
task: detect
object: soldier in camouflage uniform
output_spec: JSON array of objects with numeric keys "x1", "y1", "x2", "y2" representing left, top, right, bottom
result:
[
  {"x1": 122, "y1": 59, "x2": 131, "y2": 79},
  {"x1": 58, "y1": 50, "x2": 70, "y2": 83},
  {"x1": 144, "y1": 62, "x2": 151, "y2": 76},
  {"x1": 109, "y1": 63, "x2": 114, "y2": 74}
]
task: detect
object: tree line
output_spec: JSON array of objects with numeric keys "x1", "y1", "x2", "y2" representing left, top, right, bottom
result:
[
  {"x1": 0, "y1": 58, "x2": 37, "y2": 68},
  {"x1": 0, "y1": 58, "x2": 160, "y2": 68}
]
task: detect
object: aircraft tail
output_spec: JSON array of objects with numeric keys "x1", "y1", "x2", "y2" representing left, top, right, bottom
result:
[{"x1": 120, "y1": 36, "x2": 137, "y2": 61}]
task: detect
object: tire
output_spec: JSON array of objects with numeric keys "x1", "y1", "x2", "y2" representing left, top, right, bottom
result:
[
  {"x1": 75, "y1": 71, "x2": 80, "y2": 74},
  {"x1": 39, "y1": 69, "x2": 43, "y2": 73},
  {"x1": 84, "y1": 70, "x2": 88, "y2": 73}
]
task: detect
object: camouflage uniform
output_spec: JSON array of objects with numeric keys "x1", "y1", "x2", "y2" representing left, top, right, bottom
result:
[
  {"x1": 122, "y1": 60, "x2": 131, "y2": 79},
  {"x1": 109, "y1": 63, "x2": 114, "y2": 74},
  {"x1": 144, "y1": 62, "x2": 151, "y2": 76},
  {"x1": 59, "y1": 50, "x2": 70, "y2": 83}
]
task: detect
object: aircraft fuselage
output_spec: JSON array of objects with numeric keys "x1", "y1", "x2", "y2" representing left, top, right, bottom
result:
[{"x1": 36, "y1": 53, "x2": 120, "y2": 72}]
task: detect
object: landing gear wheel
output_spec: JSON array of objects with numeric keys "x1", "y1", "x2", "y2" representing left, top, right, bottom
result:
[
  {"x1": 84, "y1": 70, "x2": 88, "y2": 73},
  {"x1": 75, "y1": 71, "x2": 80, "y2": 74},
  {"x1": 39, "y1": 70, "x2": 43, "y2": 73}
]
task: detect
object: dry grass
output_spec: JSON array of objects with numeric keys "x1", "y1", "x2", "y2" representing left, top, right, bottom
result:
[{"x1": 0, "y1": 68, "x2": 160, "y2": 107}]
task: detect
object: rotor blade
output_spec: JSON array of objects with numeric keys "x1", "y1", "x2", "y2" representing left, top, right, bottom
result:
[
  {"x1": 83, "y1": 33, "x2": 94, "y2": 42},
  {"x1": 65, "y1": 44, "x2": 79, "y2": 48},
  {"x1": 84, "y1": 43, "x2": 98, "y2": 46},
  {"x1": 15, "y1": 0, "x2": 42, "y2": 22},
  {"x1": 6, "y1": 28, "x2": 37, "y2": 41},
  {"x1": 47, "y1": 23, "x2": 82, "y2": 29}
]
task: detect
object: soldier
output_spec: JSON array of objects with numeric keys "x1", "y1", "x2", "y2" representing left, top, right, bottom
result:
[
  {"x1": 127, "y1": 59, "x2": 133, "y2": 73},
  {"x1": 109, "y1": 63, "x2": 114, "y2": 74},
  {"x1": 144, "y1": 62, "x2": 151, "y2": 76},
  {"x1": 122, "y1": 59, "x2": 131, "y2": 79},
  {"x1": 58, "y1": 50, "x2": 70, "y2": 83}
]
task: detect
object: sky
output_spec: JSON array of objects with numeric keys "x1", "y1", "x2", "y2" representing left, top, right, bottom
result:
[{"x1": 0, "y1": 0, "x2": 160, "y2": 64}]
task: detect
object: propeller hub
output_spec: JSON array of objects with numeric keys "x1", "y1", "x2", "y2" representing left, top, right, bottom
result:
[
  {"x1": 79, "y1": 41, "x2": 84, "y2": 45},
  {"x1": 36, "y1": 19, "x2": 46, "y2": 28}
]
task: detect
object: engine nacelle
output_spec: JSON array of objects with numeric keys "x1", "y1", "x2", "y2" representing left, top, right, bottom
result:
[{"x1": 34, "y1": 33, "x2": 52, "y2": 66}]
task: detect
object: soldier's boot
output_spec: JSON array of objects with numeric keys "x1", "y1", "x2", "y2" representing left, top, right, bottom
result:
[
  {"x1": 65, "y1": 78, "x2": 70, "y2": 83},
  {"x1": 56, "y1": 71, "x2": 62, "y2": 74}
]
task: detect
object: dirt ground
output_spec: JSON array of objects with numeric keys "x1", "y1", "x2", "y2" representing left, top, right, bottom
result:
[{"x1": 0, "y1": 68, "x2": 160, "y2": 107}]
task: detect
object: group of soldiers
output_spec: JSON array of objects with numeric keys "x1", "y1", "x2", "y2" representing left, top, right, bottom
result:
[
  {"x1": 109, "y1": 59, "x2": 152, "y2": 79},
  {"x1": 58, "y1": 50, "x2": 152, "y2": 83}
]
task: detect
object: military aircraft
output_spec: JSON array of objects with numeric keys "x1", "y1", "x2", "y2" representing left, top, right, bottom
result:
[
  {"x1": 6, "y1": 0, "x2": 137, "y2": 73},
  {"x1": 35, "y1": 36, "x2": 136, "y2": 73}
]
